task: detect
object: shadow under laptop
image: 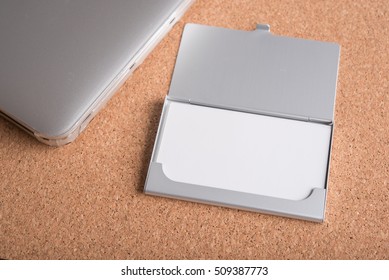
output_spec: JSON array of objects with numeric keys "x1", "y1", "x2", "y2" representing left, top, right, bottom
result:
[{"x1": 0, "y1": 117, "x2": 49, "y2": 149}]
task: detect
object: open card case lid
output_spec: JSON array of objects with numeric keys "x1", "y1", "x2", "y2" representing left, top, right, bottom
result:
[{"x1": 145, "y1": 24, "x2": 340, "y2": 222}]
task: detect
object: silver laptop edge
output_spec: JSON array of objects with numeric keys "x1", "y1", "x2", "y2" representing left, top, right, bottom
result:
[{"x1": 0, "y1": 0, "x2": 194, "y2": 146}]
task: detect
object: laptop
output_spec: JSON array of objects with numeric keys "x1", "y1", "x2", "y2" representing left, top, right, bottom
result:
[{"x1": 0, "y1": 0, "x2": 194, "y2": 146}]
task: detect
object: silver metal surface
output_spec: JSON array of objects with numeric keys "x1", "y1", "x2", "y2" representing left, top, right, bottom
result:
[
  {"x1": 145, "y1": 24, "x2": 340, "y2": 222},
  {"x1": 0, "y1": 0, "x2": 193, "y2": 145},
  {"x1": 169, "y1": 24, "x2": 340, "y2": 123},
  {"x1": 145, "y1": 162, "x2": 327, "y2": 222}
]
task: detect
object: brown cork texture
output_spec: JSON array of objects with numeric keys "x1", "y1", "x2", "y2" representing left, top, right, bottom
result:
[{"x1": 0, "y1": 0, "x2": 388, "y2": 259}]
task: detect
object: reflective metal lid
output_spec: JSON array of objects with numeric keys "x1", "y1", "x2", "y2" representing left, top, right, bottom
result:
[{"x1": 169, "y1": 24, "x2": 340, "y2": 123}]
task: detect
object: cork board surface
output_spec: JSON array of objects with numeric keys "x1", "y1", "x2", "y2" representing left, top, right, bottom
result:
[{"x1": 0, "y1": 0, "x2": 388, "y2": 259}]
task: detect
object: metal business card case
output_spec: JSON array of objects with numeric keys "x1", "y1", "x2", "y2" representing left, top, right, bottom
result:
[{"x1": 144, "y1": 24, "x2": 340, "y2": 222}]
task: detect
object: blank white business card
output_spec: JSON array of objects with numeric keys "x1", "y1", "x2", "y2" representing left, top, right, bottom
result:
[{"x1": 155, "y1": 101, "x2": 331, "y2": 201}]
